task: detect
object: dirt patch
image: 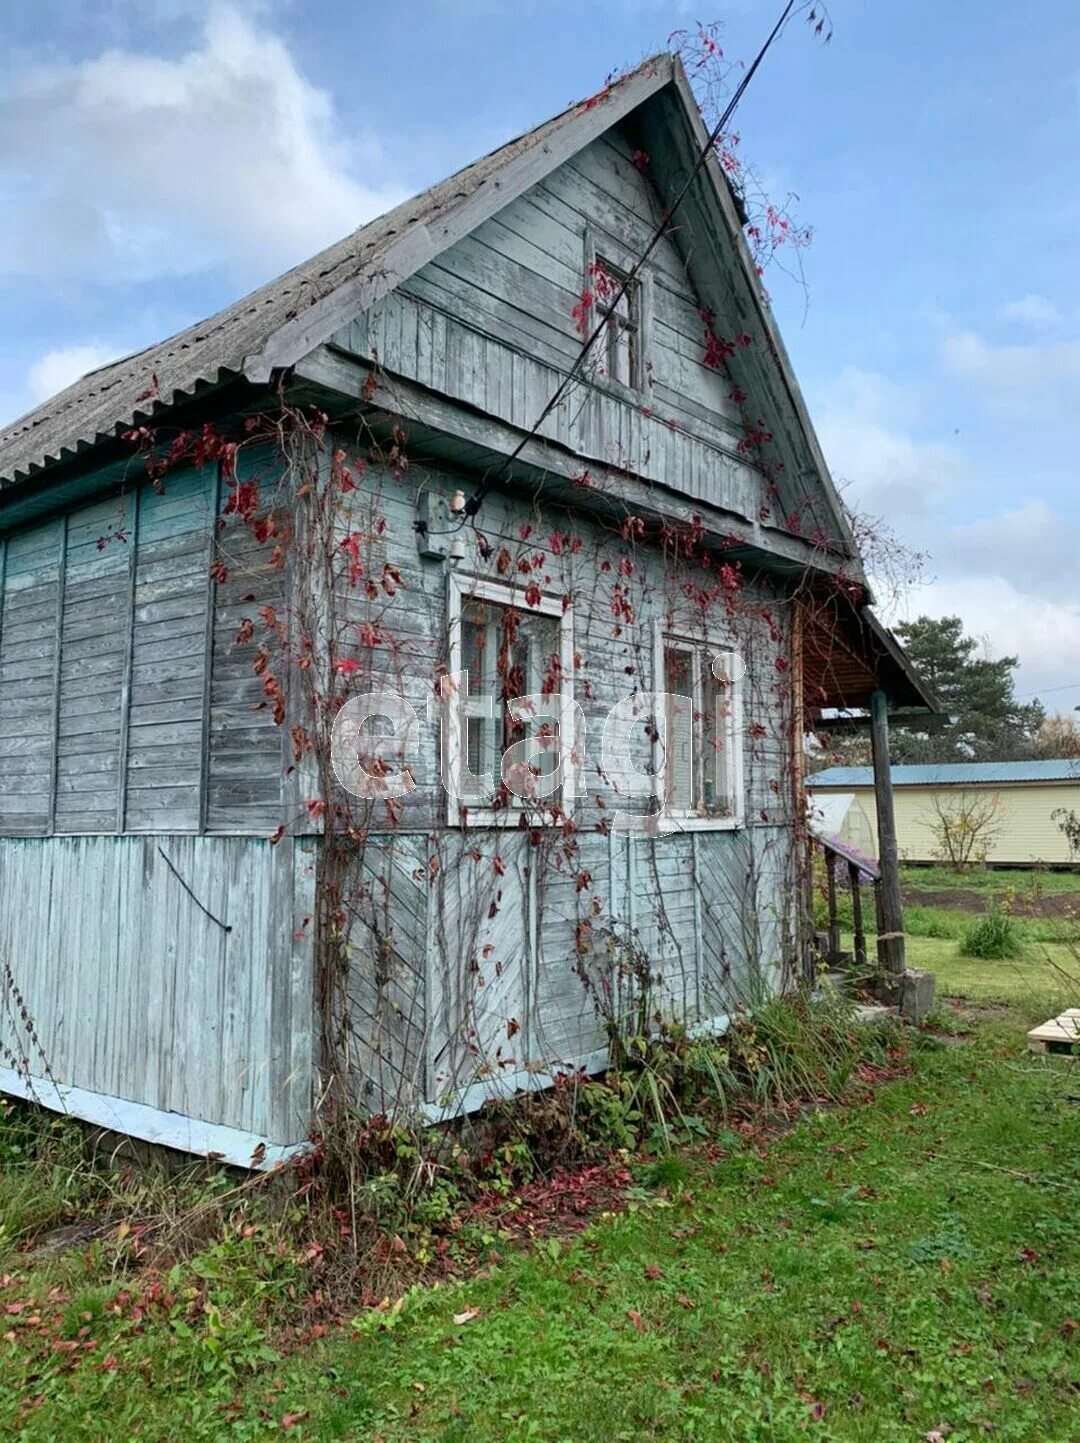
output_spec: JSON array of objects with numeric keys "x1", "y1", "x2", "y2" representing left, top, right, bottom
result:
[
  {"x1": 23, "y1": 1219, "x2": 110, "y2": 1259},
  {"x1": 905, "y1": 888, "x2": 1080, "y2": 919},
  {"x1": 939, "y1": 996, "x2": 1013, "y2": 1027}
]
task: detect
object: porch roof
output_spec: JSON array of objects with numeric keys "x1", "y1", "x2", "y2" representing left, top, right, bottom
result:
[{"x1": 801, "y1": 599, "x2": 942, "y2": 717}]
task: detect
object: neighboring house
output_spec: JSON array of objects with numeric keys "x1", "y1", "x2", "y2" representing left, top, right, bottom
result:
[
  {"x1": 808, "y1": 761, "x2": 1080, "y2": 868},
  {"x1": 0, "y1": 55, "x2": 935, "y2": 1166}
]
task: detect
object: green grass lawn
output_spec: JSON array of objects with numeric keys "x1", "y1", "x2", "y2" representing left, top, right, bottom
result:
[
  {"x1": 908, "y1": 935, "x2": 1079, "y2": 1006},
  {"x1": 901, "y1": 864, "x2": 1080, "y2": 898},
  {"x1": 825, "y1": 861, "x2": 1080, "y2": 986},
  {"x1": 2, "y1": 1014, "x2": 1079, "y2": 1441}
]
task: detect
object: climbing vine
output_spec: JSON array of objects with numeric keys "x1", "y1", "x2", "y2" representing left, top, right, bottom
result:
[{"x1": 109, "y1": 10, "x2": 871, "y2": 1192}]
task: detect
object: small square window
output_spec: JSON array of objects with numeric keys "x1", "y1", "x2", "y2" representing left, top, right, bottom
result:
[{"x1": 592, "y1": 256, "x2": 639, "y2": 390}]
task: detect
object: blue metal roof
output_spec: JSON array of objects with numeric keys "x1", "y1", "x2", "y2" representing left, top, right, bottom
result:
[{"x1": 809, "y1": 760, "x2": 1080, "y2": 789}]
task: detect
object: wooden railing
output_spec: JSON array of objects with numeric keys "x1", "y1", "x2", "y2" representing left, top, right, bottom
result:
[{"x1": 816, "y1": 832, "x2": 881, "y2": 971}]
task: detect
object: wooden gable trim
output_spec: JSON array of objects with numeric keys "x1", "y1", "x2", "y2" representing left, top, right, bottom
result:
[
  {"x1": 246, "y1": 54, "x2": 862, "y2": 586},
  {"x1": 241, "y1": 60, "x2": 676, "y2": 383},
  {"x1": 291, "y1": 344, "x2": 852, "y2": 582},
  {"x1": 649, "y1": 69, "x2": 860, "y2": 566}
]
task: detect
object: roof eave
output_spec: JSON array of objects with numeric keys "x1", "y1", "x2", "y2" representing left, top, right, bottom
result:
[
  {"x1": 240, "y1": 57, "x2": 677, "y2": 383},
  {"x1": 665, "y1": 60, "x2": 864, "y2": 575}
]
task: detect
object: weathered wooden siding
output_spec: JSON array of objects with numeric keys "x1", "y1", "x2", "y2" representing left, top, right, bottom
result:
[
  {"x1": 343, "y1": 833, "x2": 431, "y2": 1108},
  {"x1": 0, "y1": 456, "x2": 309, "y2": 1154},
  {"x1": 56, "y1": 497, "x2": 131, "y2": 833},
  {"x1": 0, "y1": 520, "x2": 63, "y2": 833},
  {"x1": 0, "y1": 459, "x2": 286, "y2": 837},
  {"x1": 358, "y1": 825, "x2": 796, "y2": 1115},
  {"x1": 208, "y1": 449, "x2": 291, "y2": 833},
  {"x1": 0, "y1": 441, "x2": 799, "y2": 1137},
  {"x1": 325, "y1": 443, "x2": 799, "y2": 1112},
  {"x1": 0, "y1": 834, "x2": 313, "y2": 1148},
  {"x1": 0, "y1": 92, "x2": 826, "y2": 1148},
  {"x1": 330, "y1": 128, "x2": 770, "y2": 524},
  {"x1": 126, "y1": 470, "x2": 214, "y2": 832}
]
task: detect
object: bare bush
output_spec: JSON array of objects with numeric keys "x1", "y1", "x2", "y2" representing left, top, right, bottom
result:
[{"x1": 924, "y1": 791, "x2": 1003, "y2": 871}]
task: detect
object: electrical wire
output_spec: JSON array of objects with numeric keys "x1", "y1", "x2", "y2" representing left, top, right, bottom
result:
[{"x1": 463, "y1": 0, "x2": 801, "y2": 521}]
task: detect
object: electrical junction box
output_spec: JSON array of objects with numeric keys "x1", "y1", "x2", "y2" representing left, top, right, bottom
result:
[{"x1": 415, "y1": 490, "x2": 450, "y2": 560}]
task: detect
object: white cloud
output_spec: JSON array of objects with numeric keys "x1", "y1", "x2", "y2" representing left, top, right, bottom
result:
[
  {"x1": 26, "y1": 344, "x2": 121, "y2": 404},
  {"x1": 889, "y1": 575, "x2": 1080, "y2": 715},
  {"x1": 813, "y1": 367, "x2": 1080, "y2": 710},
  {"x1": 0, "y1": 5, "x2": 408, "y2": 286},
  {"x1": 944, "y1": 499, "x2": 1080, "y2": 598},
  {"x1": 998, "y1": 293, "x2": 1062, "y2": 330},
  {"x1": 942, "y1": 327, "x2": 1080, "y2": 422},
  {"x1": 813, "y1": 366, "x2": 969, "y2": 523}
]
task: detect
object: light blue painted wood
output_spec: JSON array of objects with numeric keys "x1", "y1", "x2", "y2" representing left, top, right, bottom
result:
[
  {"x1": 0, "y1": 109, "x2": 809, "y2": 1147},
  {"x1": 0, "y1": 1065, "x2": 307, "y2": 1169},
  {"x1": 0, "y1": 834, "x2": 313, "y2": 1146},
  {"x1": 330, "y1": 130, "x2": 768, "y2": 525}
]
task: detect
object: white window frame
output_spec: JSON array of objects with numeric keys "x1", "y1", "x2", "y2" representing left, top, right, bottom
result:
[
  {"x1": 583, "y1": 226, "x2": 651, "y2": 399},
  {"x1": 651, "y1": 623, "x2": 745, "y2": 830},
  {"x1": 446, "y1": 573, "x2": 577, "y2": 827}
]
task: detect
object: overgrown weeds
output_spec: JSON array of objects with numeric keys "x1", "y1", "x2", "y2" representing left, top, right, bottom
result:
[
  {"x1": 0, "y1": 989, "x2": 906, "y2": 1337},
  {"x1": 961, "y1": 908, "x2": 1024, "y2": 960}
]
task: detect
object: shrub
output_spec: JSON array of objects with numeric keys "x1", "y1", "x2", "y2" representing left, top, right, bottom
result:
[{"x1": 960, "y1": 909, "x2": 1023, "y2": 961}]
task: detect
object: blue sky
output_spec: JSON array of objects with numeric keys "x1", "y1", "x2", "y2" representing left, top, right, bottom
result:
[{"x1": 2, "y1": 0, "x2": 1079, "y2": 714}]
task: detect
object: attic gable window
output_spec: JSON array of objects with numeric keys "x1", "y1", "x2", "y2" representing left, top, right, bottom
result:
[{"x1": 593, "y1": 257, "x2": 640, "y2": 390}]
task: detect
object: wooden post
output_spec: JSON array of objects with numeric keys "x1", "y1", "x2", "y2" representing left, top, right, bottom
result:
[
  {"x1": 849, "y1": 860, "x2": 867, "y2": 968},
  {"x1": 790, "y1": 599, "x2": 815, "y2": 980},
  {"x1": 869, "y1": 688, "x2": 906, "y2": 974},
  {"x1": 824, "y1": 847, "x2": 840, "y2": 963}
]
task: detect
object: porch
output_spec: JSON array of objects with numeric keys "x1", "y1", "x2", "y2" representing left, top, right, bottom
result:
[{"x1": 798, "y1": 597, "x2": 944, "y2": 981}]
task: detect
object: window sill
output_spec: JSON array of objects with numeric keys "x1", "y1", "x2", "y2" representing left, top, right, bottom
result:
[
  {"x1": 454, "y1": 806, "x2": 565, "y2": 830},
  {"x1": 662, "y1": 813, "x2": 745, "y2": 833}
]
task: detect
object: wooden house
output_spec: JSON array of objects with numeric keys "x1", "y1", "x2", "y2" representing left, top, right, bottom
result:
[{"x1": 0, "y1": 56, "x2": 935, "y2": 1165}]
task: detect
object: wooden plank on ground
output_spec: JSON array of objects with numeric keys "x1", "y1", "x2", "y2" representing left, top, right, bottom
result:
[{"x1": 1027, "y1": 1009, "x2": 1080, "y2": 1054}]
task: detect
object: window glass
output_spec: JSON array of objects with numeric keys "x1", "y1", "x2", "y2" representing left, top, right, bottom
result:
[
  {"x1": 659, "y1": 635, "x2": 742, "y2": 820},
  {"x1": 461, "y1": 597, "x2": 562, "y2": 808},
  {"x1": 595, "y1": 256, "x2": 639, "y2": 389},
  {"x1": 662, "y1": 643, "x2": 695, "y2": 811}
]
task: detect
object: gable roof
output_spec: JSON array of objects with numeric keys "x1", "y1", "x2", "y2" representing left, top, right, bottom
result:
[
  {"x1": 0, "y1": 53, "x2": 859, "y2": 569},
  {"x1": 808, "y1": 761, "x2": 1080, "y2": 789},
  {"x1": 0, "y1": 58, "x2": 673, "y2": 487}
]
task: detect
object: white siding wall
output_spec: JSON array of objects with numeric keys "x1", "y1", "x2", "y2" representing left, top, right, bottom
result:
[{"x1": 814, "y1": 783, "x2": 1080, "y2": 866}]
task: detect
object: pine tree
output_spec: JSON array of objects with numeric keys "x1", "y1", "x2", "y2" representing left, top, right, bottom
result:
[{"x1": 891, "y1": 616, "x2": 1045, "y2": 763}]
